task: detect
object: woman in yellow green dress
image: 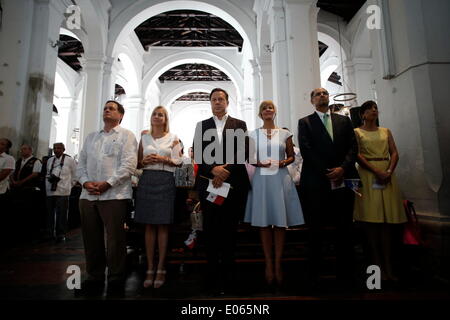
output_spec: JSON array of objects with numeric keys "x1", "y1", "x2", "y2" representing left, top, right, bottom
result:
[{"x1": 354, "y1": 100, "x2": 407, "y2": 282}]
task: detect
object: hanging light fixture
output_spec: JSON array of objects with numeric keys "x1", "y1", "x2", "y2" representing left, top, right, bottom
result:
[{"x1": 331, "y1": 15, "x2": 357, "y2": 116}]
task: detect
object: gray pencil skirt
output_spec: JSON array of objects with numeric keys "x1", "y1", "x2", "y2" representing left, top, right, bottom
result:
[{"x1": 134, "y1": 170, "x2": 176, "y2": 225}]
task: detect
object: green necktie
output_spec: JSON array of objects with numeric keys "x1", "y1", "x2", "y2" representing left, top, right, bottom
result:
[{"x1": 323, "y1": 113, "x2": 333, "y2": 140}]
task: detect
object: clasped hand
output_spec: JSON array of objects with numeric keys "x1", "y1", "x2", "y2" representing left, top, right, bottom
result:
[
  {"x1": 142, "y1": 153, "x2": 166, "y2": 165},
  {"x1": 258, "y1": 159, "x2": 285, "y2": 168},
  {"x1": 326, "y1": 167, "x2": 344, "y2": 183},
  {"x1": 83, "y1": 181, "x2": 111, "y2": 195},
  {"x1": 211, "y1": 165, "x2": 230, "y2": 188},
  {"x1": 375, "y1": 170, "x2": 391, "y2": 185}
]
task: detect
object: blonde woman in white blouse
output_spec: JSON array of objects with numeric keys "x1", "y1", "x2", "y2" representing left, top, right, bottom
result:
[{"x1": 135, "y1": 106, "x2": 182, "y2": 289}]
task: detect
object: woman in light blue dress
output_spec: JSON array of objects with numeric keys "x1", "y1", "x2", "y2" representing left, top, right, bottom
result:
[{"x1": 244, "y1": 100, "x2": 304, "y2": 286}]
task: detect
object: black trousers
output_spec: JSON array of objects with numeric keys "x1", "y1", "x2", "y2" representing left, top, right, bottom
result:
[
  {"x1": 200, "y1": 193, "x2": 245, "y2": 286},
  {"x1": 301, "y1": 186, "x2": 355, "y2": 284},
  {"x1": 46, "y1": 196, "x2": 69, "y2": 238}
]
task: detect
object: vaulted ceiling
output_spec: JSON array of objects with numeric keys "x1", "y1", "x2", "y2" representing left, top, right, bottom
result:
[
  {"x1": 57, "y1": 35, "x2": 84, "y2": 72},
  {"x1": 317, "y1": 0, "x2": 366, "y2": 22},
  {"x1": 57, "y1": 1, "x2": 364, "y2": 95},
  {"x1": 134, "y1": 10, "x2": 244, "y2": 51},
  {"x1": 159, "y1": 63, "x2": 230, "y2": 82}
]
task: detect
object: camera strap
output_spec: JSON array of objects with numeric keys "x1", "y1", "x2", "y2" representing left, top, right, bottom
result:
[{"x1": 49, "y1": 154, "x2": 66, "y2": 178}]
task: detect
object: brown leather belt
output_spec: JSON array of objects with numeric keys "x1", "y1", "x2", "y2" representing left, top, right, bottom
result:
[{"x1": 366, "y1": 157, "x2": 389, "y2": 161}]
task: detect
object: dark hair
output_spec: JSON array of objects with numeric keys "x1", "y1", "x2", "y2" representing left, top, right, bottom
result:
[
  {"x1": 359, "y1": 100, "x2": 377, "y2": 118},
  {"x1": 105, "y1": 100, "x2": 125, "y2": 115},
  {"x1": 105, "y1": 100, "x2": 125, "y2": 123},
  {"x1": 209, "y1": 88, "x2": 229, "y2": 102},
  {"x1": 53, "y1": 142, "x2": 65, "y2": 149},
  {"x1": 179, "y1": 140, "x2": 184, "y2": 155},
  {"x1": 310, "y1": 89, "x2": 329, "y2": 99},
  {"x1": 0, "y1": 138, "x2": 12, "y2": 150}
]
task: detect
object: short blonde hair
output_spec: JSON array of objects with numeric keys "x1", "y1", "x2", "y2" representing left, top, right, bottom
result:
[
  {"x1": 258, "y1": 100, "x2": 277, "y2": 119},
  {"x1": 150, "y1": 106, "x2": 170, "y2": 134}
]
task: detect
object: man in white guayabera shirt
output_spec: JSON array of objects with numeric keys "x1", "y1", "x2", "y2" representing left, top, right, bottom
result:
[
  {"x1": 76, "y1": 100, "x2": 137, "y2": 294},
  {"x1": 0, "y1": 138, "x2": 15, "y2": 247},
  {"x1": 45, "y1": 142, "x2": 77, "y2": 243}
]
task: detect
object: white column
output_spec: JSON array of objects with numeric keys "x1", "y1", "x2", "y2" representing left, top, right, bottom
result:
[
  {"x1": 121, "y1": 97, "x2": 146, "y2": 137},
  {"x1": 345, "y1": 58, "x2": 374, "y2": 105},
  {"x1": 23, "y1": 0, "x2": 64, "y2": 158},
  {"x1": 370, "y1": 0, "x2": 450, "y2": 217},
  {"x1": 101, "y1": 56, "x2": 118, "y2": 103},
  {"x1": 65, "y1": 97, "x2": 80, "y2": 157},
  {"x1": 284, "y1": 0, "x2": 321, "y2": 132},
  {"x1": 0, "y1": 0, "x2": 34, "y2": 154},
  {"x1": 79, "y1": 55, "x2": 105, "y2": 143},
  {"x1": 268, "y1": 0, "x2": 291, "y2": 129},
  {"x1": 259, "y1": 58, "x2": 274, "y2": 101},
  {"x1": 53, "y1": 97, "x2": 73, "y2": 146}
]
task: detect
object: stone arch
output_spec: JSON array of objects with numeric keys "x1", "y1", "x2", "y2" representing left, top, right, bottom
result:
[
  {"x1": 143, "y1": 50, "x2": 243, "y2": 104},
  {"x1": 75, "y1": 1, "x2": 108, "y2": 55},
  {"x1": 317, "y1": 23, "x2": 351, "y2": 60},
  {"x1": 161, "y1": 83, "x2": 215, "y2": 110},
  {"x1": 117, "y1": 53, "x2": 140, "y2": 96},
  {"x1": 107, "y1": 0, "x2": 257, "y2": 60},
  {"x1": 318, "y1": 24, "x2": 354, "y2": 95}
]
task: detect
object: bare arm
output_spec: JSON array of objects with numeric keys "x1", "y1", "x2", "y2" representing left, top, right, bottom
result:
[
  {"x1": 387, "y1": 129, "x2": 399, "y2": 172},
  {"x1": 137, "y1": 139, "x2": 144, "y2": 169},
  {"x1": 0, "y1": 169, "x2": 13, "y2": 182},
  {"x1": 281, "y1": 136, "x2": 295, "y2": 167}
]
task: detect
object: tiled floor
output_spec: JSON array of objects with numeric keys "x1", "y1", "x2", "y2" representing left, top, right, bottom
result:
[{"x1": 1, "y1": 227, "x2": 449, "y2": 302}]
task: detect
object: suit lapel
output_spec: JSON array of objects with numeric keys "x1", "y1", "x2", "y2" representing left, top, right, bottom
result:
[{"x1": 205, "y1": 117, "x2": 216, "y2": 131}]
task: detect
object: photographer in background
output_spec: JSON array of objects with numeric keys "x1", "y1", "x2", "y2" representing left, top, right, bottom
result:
[{"x1": 45, "y1": 142, "x2": 77, "y2": 243}]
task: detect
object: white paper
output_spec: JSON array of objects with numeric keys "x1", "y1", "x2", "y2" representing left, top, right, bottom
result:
[
  {"x1": 206, "y1": 180, "x2": 231, "y2": 198},
  {"x1": 330, "y1": 180, "x2": 345, "y2": 190},
  {"x1": 372, "y1": 181, "x2": 386, "y2": 190},
  {"x1": 260, "y1": 159, "x2": 279, "y2": 176}
]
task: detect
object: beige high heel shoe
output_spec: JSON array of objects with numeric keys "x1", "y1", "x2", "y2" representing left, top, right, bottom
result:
[
  {"x1": 153, "y1": 270, "x2": 166, "y2": 289},
  {"x1": 143, "y1": 270, "x2": 155, "y2": 288}
]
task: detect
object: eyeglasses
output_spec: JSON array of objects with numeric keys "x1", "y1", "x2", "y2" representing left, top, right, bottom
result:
[{"x1": 313, "y1": 91, "x2": 329, "y2": 97}]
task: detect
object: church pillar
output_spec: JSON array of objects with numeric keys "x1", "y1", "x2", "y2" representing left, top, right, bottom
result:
[
  {"x1": 79, "y1": 55, "x2": 105, "y2": 143},
  {"x1": 121, "y1": 96, "x2": 146, "y2": 136},
  {"x1": 267, "y1": 0, "x2": 321, "y2": 135},
  {"x1": 370, "y1": 0, "x2": 450, "y2": 281},
  {"x1": 268, "y1": 0, "x2": 291, "y2": 129},
  {"x1": 284, "y1": 0, "x2": 321, "y2": 131}
]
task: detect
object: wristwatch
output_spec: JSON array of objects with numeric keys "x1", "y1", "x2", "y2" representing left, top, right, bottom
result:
[{"x1": 387, "y1": 169, "x2": 392, "y2": 173}]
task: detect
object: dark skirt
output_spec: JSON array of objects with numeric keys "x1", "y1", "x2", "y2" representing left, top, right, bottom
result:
[{"x1": 134, "y1": 170, "x2": 175, "y2": 225}]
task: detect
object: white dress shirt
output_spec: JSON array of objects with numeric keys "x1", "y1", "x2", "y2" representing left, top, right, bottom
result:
[
  {"x1": 141, "y1": 132, "x2": 182, "y2": 173},
  {"x1": 0, "y1": 152, "x2": 15, "y2": 194},
  {"x1": 315, "y1": 110, "x2": 333, "y2": 128},
  {"x1": 45, "y1": 154, "x2": 77, "y2": 196},
  {"x1": 213, "y1": 114, "x2": 228, "y2": 144},
  {"x1": 287, "y1": 146, "x2": 303, "y2": 186},
  {"x1": 77, "y1": 125, "x2": 138, "y2": 201}
]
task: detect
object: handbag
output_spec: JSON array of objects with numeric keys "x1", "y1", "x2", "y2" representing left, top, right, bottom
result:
[
  {"x1": 403, "y1": 200, "x2": 423, "y2": 245},
  {"x1": 190, "y1": 202, "x2": 203, "y2": 231}
]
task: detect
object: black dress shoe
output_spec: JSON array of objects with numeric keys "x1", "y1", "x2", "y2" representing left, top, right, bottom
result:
[
  {"x1": 107, "y1": 279, "x2": 125, "y2": 296},
  {"x1": 55, "y1": 236, "x2": 66, "y2": 244},
  {"x1": 74, "y1": 279, "x2": 105, "y2": 296}
]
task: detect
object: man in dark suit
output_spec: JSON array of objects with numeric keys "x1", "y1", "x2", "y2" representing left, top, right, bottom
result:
[
  {"x1": 298, "y1": 88, "x2": 359, "y2": 291},
  {"x1": 193, "y1": 88, "x2": 250, "y2": 294}
]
